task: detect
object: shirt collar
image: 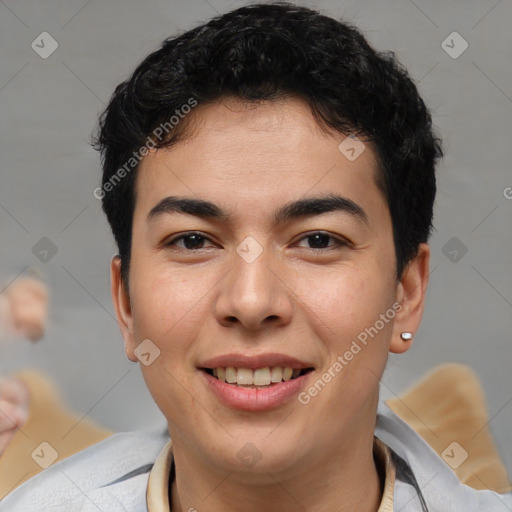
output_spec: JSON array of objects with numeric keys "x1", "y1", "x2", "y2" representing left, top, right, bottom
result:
[
  {"x1": 147, "y1": 437, "x2": 396, "y2": 511},
  {"x1": 374, "y1": 437, "x2": 396, "y2": 511}
]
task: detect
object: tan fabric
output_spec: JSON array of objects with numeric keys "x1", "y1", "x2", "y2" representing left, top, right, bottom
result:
[
  {"x1": 146, "y1": 439, "x2": 173, "y2": 512},
  {"x1": 0, "y1": 369, "x2": 113, "y2": 499},
  {"x1": 374, "y1": 437, "x2": 395, "y2": 512},
  {"x1": 386, "y1": 363, "x2": 512, "y2": 493},
  {"x1": 146, "y1": 436, "x2": 396, "y2": 511}
]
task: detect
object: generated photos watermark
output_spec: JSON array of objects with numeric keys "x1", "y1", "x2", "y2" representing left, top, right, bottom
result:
[
  {"x1": 93, "y1": 97, "x2": 198, "y2": 200},
  {"x1": 298, "y1": 302, "x2": 402, "y2": 405}
]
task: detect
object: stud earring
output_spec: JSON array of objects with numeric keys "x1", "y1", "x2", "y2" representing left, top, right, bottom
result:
[{"x1": 400, "y1": 332, "x2": 413, "y2": 341}]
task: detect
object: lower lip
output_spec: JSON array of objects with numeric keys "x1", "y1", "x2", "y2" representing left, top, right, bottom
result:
[{"x1": 201, "y1": 370, "x2": 311, "y2": 412}]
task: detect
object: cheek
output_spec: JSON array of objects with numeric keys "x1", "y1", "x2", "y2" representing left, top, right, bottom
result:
[
  {"x1": 129, "y1": 268, "x2": 211, "y2": 424},
  {"x1": 139, "y1": 358, "x2": 206, "y2": 437},
  {"x1": 130, "y1": 260, "x2": 208, "y2": 340},
  {"x1": 293, "y1": 263, "x2": 395, "y2": 359}
]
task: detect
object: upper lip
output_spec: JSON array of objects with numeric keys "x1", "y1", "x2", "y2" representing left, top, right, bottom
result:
[{"x1": 199, "y1": 353, "x2": 314, "y2": 370}]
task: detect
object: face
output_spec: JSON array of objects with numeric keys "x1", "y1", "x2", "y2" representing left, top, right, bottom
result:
[{"x1": 111, "y1": 96, "x2": 429, "y2": 477}]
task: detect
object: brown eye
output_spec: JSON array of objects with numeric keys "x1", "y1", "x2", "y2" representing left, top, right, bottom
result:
[
  {"x1": 166, "y1": 232, "x2": 214, "y2": 250},
  {"x1": 306, "y1": 233, "x2": 332, "y2": 249},
  {"x1": 296, "y1": 232, "x2": 347, "y2": 250}
]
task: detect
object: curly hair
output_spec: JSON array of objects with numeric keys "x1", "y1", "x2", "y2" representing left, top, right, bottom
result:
[{"x1": 93, "y1": 2, "x2": 443, "y2": 287}]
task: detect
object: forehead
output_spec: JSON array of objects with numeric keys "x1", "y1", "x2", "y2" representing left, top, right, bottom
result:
[{"x1": 134, "y1": 97, "x2": 386, "y2": 224}]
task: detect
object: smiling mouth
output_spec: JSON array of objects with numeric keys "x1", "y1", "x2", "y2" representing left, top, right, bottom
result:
[{"x1": 201, "y1": 366, "x2": 314, "y2": 388}]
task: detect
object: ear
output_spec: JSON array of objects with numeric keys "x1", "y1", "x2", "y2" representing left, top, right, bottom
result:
[
  {"x1": 390, "y1": 243, "x2": 430, "y2": 354},
  {"x1": 110, "y1": 255, "x2": 137, "y2": 362}
]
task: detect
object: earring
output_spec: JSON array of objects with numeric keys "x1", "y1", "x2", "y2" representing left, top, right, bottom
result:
[{"x1": 400, "y1": 332, "x2": 413, "y2": 341}]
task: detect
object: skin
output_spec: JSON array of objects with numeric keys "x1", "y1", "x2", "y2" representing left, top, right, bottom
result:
[
  {"x1": 3, "y1": 276, "x2": 48, "y2": 342},
  {"x1": 0, "y1": 276, "x2": 47, "y2": 455},
  {"x1": 111, "y1": 96, "x2": 430, "y2": 512},
  {"x1": 0, "y1": 377, "x2": 29, "y2": 455}
]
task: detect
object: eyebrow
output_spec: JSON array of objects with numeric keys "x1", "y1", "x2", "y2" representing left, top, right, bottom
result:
[{"x1": 146, "y1": 195, "x2": 369, "y2": 225}]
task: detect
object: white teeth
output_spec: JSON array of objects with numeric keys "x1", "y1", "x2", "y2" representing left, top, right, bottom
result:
[
  {"x1": 253, "y1": 367, "x2": 271, "y2": 386},
  {"x1": 237, "y1": 368, "x2": 253, "y2": 385},
  {"x1": 225, "y1": 366, "x2": 237, "y2": 384},
  {"x1": 210, "y1": 366, "x2": 305, "y2": 386},
  {"x1": 282, "y1": 367, "x2": 293, "y2": 381},
  {"x1": 270, "y1": 367, "x2": 283, "y2": 383}
]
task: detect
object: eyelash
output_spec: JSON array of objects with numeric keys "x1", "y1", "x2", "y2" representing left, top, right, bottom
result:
[{"x1": 164, "y1": 231, "x2": 350, "y2": 251}]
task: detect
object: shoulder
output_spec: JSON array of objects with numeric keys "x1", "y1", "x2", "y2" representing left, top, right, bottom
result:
[
  {"x1": 0, "y1": 429, "x2": 169, "y2": 512},
  {"x1": 376, "y1": 401, "x2": 512, "y2": 511}
]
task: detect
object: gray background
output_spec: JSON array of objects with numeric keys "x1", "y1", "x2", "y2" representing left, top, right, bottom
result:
[{"x1": 1, "y1": 0, "x2": 511, "y2": 475}]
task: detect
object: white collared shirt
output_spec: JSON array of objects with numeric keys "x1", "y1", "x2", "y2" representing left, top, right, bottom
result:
[{"x1": 1, "y1": 402, "x2": 511, "y2": 511}]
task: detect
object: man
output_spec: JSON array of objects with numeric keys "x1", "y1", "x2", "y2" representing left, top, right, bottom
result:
[{"x1": 1, "y1": 3, "x2": 511, "y2": 511}]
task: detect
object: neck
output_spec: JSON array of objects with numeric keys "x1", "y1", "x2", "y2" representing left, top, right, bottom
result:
[{"x1": 169, "y1": 427, "x2": 383, "y2": 512}]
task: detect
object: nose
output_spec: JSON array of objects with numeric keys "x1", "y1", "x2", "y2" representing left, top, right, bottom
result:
[{"x1": 214, "y1": 247, "x2": 293, "y2": 332}]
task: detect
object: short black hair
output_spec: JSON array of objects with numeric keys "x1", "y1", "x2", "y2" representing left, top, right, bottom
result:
[{"x1": 93, "y1": 2, "x2": 443, "y2": 288}]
